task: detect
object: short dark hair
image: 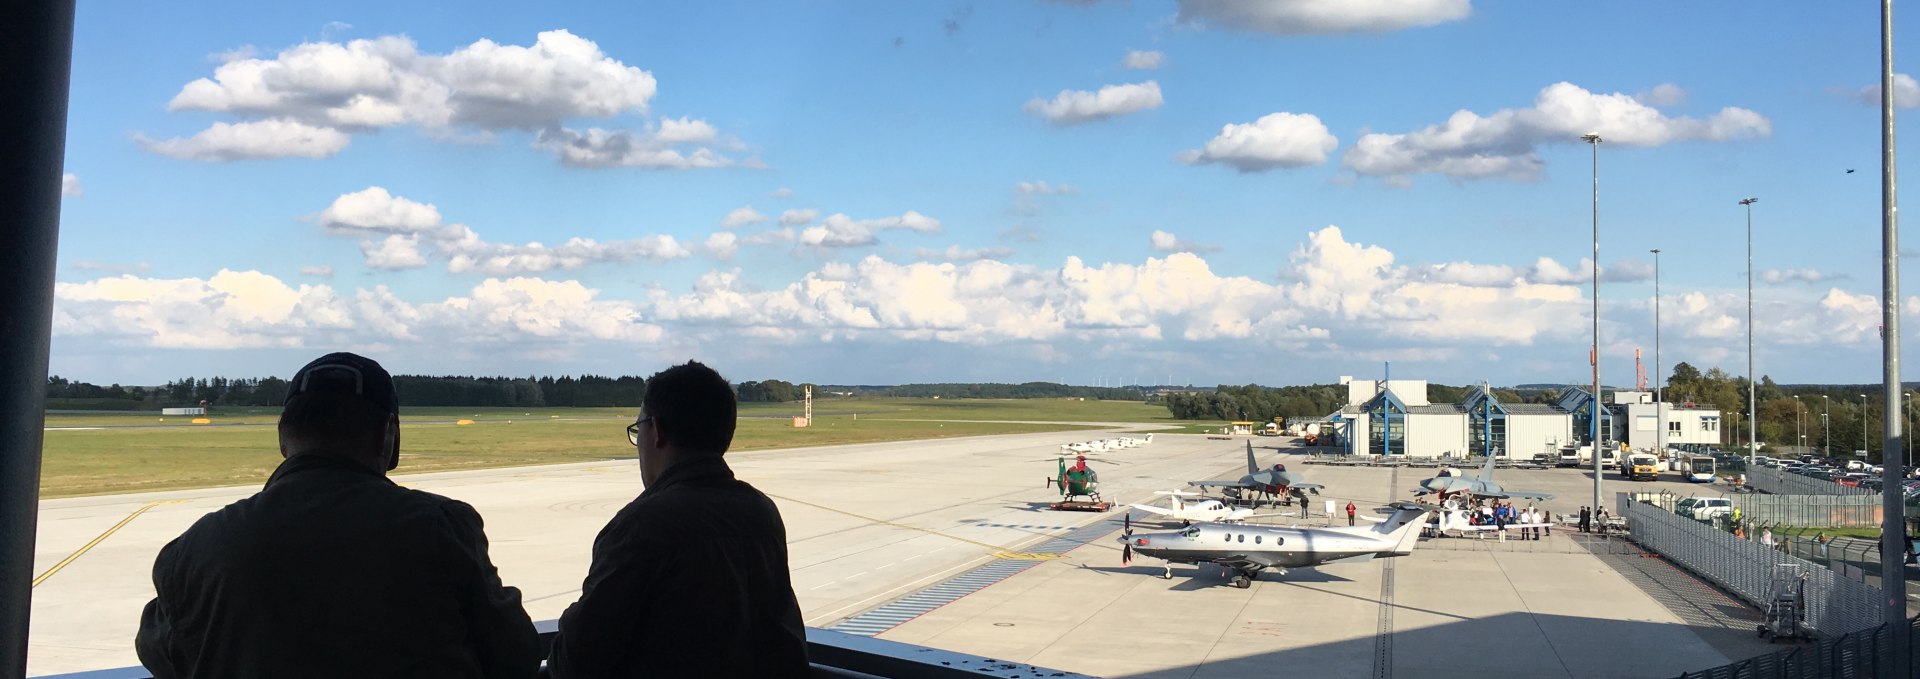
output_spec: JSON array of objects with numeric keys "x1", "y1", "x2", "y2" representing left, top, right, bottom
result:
[{"x1": 641, "y1": 361, "x2": 736, "y2": 455}]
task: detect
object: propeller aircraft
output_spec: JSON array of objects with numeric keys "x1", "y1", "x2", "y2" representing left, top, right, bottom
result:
[
  {"x1": 1188, "y1": 442, "x2": 1323, "y2": 507},
  {"x1": 1117, "y1": 502, "x2": 1432, "y2": 588}
]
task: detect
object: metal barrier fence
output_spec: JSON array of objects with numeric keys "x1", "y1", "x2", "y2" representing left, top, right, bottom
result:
[
  {"x1": 1733, "y1": 494, "x2": 1884, "y2": 528},
  {"x1": 1745, "y1": 466, "x2": 1873, "y2": 496},
  {"x1": 1623, "y1": 500, "x2": 1882, "y2": 636},
  {"x1": 1676, "y1": 617, "x2": 1912, "y2": 679}
]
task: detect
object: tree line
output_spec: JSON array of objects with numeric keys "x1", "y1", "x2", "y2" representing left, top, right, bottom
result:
[{"x1": 46, "y1": 375, "x2": 1146, "y2": 409}]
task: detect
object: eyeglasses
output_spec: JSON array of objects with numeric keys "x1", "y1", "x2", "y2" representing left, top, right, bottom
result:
[{"x1": 626, "y1": 416, "x2": 652, "y2": 446}]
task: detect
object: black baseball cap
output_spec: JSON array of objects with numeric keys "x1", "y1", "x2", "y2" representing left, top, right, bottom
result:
[{"x1": 286, "y1": 352, "x2": 399, "y2": 414}]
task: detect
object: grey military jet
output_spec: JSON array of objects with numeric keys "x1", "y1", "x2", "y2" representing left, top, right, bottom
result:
[
  {"x1": 1188, "y1": 442, "x2": 1323, "y2": 507},
  {"x1": 1118, "y1": 502, "x2": 1431, "y2": 588},
  {"x1": 1412, "y1": 454, "x2": 1553, "y2": 506}
]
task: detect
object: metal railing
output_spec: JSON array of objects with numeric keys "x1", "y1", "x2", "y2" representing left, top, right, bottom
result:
[
  {"x1": 1623, "y1": 500, "x2": 1882, "y2": 636},
  {"x1": 1734, "y1": 494, "x2": 1885, "y2": 528},
  {"x1": 1745, "y1": 467, "x2": 1874, "y2": 496},
  {"x1": 34, "y1": 625, "x2": 1098, "y2": 679}
]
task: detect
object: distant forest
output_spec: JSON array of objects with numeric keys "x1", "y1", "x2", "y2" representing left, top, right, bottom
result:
[
  {"x1": 44, "y1": 375, "x2": 1143, "y2": 410},
  {"x1": 46, "y1": 367, "x2": 1920, "y2": 455}
]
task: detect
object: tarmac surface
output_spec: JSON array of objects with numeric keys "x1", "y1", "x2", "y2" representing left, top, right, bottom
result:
[{"x1": 25, "y1": 430, "x2": 1773, "y2": 677}]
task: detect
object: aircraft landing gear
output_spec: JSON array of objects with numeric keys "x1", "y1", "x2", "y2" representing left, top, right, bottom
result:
[
  {"x1": 1161, "y1": 566, "x2": 1173, "y2": 580},
  {"x1": 1231, "y1": 575, "x2": 1252, "y2": 589}
]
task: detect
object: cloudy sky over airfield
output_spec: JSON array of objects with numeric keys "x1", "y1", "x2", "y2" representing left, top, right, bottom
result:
[{"x1": 47, "y1": 1, "x2": 1920, "y2": 387}]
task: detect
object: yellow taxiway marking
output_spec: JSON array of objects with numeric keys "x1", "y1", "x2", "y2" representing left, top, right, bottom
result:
[
  {"x1": 764, "y1": 492, "x2": 1019, "y2": 555},
  {"x1": 33, "y1": 500, "x2": 186, "y2": 588}
]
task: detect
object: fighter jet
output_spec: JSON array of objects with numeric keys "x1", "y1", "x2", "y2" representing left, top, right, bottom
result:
[
  {"x1": 1117, "y1": 502, "x2": 1431, "y2": 588},
  {"x1": 1188, "y1": 442, "x2": 1322, "y2": 507},
  {"x1": 1412, "y1": 453, "x2": 1553, "y2": 506}
]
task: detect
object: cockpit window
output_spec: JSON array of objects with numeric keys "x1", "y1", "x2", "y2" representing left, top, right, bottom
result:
[{"x1": 1181, "y1": 527, "x2": 1200, "y2": 538}]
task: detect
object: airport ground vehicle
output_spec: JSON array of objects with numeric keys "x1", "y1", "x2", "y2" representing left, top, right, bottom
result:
[
  {"x1": 1675, "y1": 496, "x2": 1733, "y2": 522},
  {"x1": 1621, "y1": 453, "x2": 1660, "y2": 481},
  {"x1": 1682, "y1": 455, "x2": 1716, "y2": 483},
  {"x1": 1556, "y1": 446, "x2": 1581, "y2": 468}
]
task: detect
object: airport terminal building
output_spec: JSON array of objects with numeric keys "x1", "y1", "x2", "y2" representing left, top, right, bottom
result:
[{"x1": 1329, "y1": 377, "x2": 1722, "y2": 459}]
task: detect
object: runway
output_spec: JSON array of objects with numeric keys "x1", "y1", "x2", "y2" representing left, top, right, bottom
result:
[{"x1": 25, "y1": 433, "x2": 1775, "y2": 677}]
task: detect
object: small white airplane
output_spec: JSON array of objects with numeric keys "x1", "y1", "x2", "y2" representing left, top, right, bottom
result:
[
  {"x1": 1119, "y1": 502, "x2": 1432, "y2": 588},
  {"x1": 1128, "y1": 491, "x2": 1266, "y2": 524},
  {"x1": 1428, "y1": 508, "x2": 1552, "y2": 537}
]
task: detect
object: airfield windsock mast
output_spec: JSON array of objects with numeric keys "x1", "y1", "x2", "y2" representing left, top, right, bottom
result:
[{"x1": 804, "y1": 384, "x2": 813, "y2": 427}]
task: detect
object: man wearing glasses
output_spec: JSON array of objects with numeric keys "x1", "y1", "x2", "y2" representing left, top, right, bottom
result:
[{"x1": 548, "y1": 361, "x2": 808, "y2": 677}]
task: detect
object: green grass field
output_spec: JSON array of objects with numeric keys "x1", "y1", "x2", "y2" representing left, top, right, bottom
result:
[{"x1": 40, "y1": 398, "x2": 1199, "y2": 498}]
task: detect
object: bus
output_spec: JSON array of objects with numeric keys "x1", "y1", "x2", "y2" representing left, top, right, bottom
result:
[{"x1": 1682, "y1": 455, "x2": 1717, "y2": 483}]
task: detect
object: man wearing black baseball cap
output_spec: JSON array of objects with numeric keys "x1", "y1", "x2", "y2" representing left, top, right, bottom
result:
[{"x1": 136, "y1": 352, "x2": 538, "y2": 678}]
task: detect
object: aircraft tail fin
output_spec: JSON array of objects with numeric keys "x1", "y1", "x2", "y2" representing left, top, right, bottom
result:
[
  {"x1": 1245, "y1": 441, "x2": 1257, "y2": 475},
  {"x1": 1373, "y1": 502, "x2": 1431, "y2": 555},
  {"x1": 1477, "y1": 452, "x2": 1498, "y2": 481}
]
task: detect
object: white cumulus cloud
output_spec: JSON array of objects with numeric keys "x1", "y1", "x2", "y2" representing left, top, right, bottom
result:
[
  {"x1": 1178, "y1": 112, "x2": 1338, "y2": 172},
  {"x1": 798, "y1": 211, "x2": 943, "y2": 250},
  {"x1": 144, "y1": 30, "x2": 740, "y2": 166},
  {"x1": 779, "y1": 208, "x2": 820, "y2": 226},
  {"x1": 1149, "y1": 230, "x2": 1220, "y2": 254},
  {"x1": 1025, "y1": 81, "x2": 1163, "y2": 125},
  {"x1": 318, "y1": 186, "x2": 444, "y2": 234},
  {"x1": 62, "y1": 174, "x2": 82, "y2": 198},
  {"x1": 300, "y1": 265, "x2": 335, "y2": 277},
  {"x1": 1177, "y1": 0, "x2": 1471, "y2": 35},
  {"x1": 1762, "y1": 268, "x2": 1842, "y2": 285},
  {"x1": 1015, "y1": 181, "x2": 1079, "y2": 195},
  {"x1": 137, "y1": 119, "x2": 352, "y2": 161},
  {"x1": 1124, "y1": 50, "x2": 1164, "y2": 70},
  {"x1": 722, "y1": 205, "x2": 768, "y2": 228},
  {"x1": 1341, "y1": 82, "x2": 1771, "y2": 183},
  {"x1": 1854, "y1": 73, "x2": 1920, "y2": 109},
  {"x1": 361, "y1": 235, "x2": 429, "y2": 270}
]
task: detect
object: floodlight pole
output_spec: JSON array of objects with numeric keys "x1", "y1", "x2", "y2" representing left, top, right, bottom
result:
[
  {"x1": 1878, "y1": 0, "x2": 1908, "y2": 659},
  {"x1": 1741, "y1": 197, "x2": 1758, "y2": 467},
  {"x1": 1583, "y1": 132, "x2": 1603, "y2": 514},
  {"x1": 1653, "y1": 248, "x2": 1664, "y2": 457}
]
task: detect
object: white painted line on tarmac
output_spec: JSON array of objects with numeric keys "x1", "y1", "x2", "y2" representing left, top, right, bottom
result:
[
  {"x1": 904, "y1": 554, "x2": 924, "y2": 561},
  {"x1": 810, "y1": 582, "x2": 835, "y2": 591},
  {"x1": 878, "y1": 562, "x2": 896, "y2": 570}
]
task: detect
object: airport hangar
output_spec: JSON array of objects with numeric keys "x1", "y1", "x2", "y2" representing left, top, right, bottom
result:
[{"x1": 1321, "y1": 377, "x2": 1724, "y2": 459}]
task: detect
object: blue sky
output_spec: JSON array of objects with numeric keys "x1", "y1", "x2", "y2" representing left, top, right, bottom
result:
[{"x1": 47, "y1": 1, "x2": 1920, "y2": 389}]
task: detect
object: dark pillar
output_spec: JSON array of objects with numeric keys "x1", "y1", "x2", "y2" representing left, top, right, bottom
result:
[{"x1": 0, "y1": 2, "x2": 77, "y2": 677}]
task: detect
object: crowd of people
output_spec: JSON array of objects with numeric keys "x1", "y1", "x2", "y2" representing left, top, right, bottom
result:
[
  {"x1": 134, "y1": 353, "x2": 811, "y2": 678},
  {"x1": 1455, "y1": 499, "x2": 1551, "y2": 539}
]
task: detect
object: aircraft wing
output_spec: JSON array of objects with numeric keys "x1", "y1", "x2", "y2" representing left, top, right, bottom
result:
[
  {"x1": 1128, "y1": 504, "x2": 1176, "y2": 517},
  {"x1": 1190, "y1": 481, "x2": 1250, "y2": 489},
  {"x1": 1206, "y1": 554, "x2": 1258, "y2": 569},
  {"x1": 1290, "y1": 483, "x2": 1324, "y2": 493},
  {"x1": 1497, "y1": 490, "x2": 1555, "y2": 501}
]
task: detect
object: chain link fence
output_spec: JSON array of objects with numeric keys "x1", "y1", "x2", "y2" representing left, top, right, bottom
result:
[
  {"x1": 1735, "y1": 494, "x2": 1884, "y2": 528},
  {"x1": 1675, "y1": 618, "x2": 1912, "y2": 678},
  {"x1": 1623, "y1": 500, "x2": 1882, "y2": 636},
  {"x1": 1745, "y1": 466, "x2": 1873, "y2": 496}
]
